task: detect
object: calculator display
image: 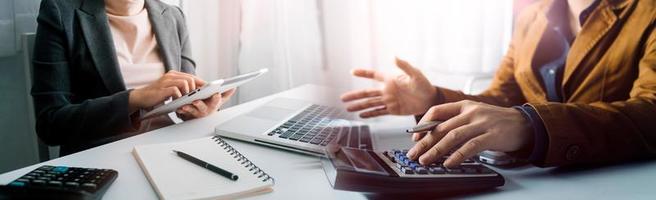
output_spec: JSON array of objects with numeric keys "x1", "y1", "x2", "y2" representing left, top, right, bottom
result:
[
  {"x1": 327, "y1": 147, "x2": 390, "y2": 176},
  {"x1": 341, "y1": 148, "x2": 389, "y2": 176}
]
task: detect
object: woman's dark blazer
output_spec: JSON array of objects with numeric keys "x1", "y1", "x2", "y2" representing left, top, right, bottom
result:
[{"x1": 32, "y1": 0, "x2": 196, "y2": 155}]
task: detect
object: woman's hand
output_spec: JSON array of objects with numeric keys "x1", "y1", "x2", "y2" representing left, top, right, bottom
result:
[
  {"x1": 341, "y1": 58, "x2": 440, "y2": 118},
  {"x1": 128, "y1": 70, "x2": 206, "y2": 112},
  {"x1": 406, "y1": 100, "x2": 533, "y2": 168},
  {"x1": 176, "y1": 89, "x2": 236, "y2": 120}
]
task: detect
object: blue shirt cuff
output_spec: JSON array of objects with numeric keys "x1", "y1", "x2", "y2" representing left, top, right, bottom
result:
[{"x1": 513, "y1": 104, "x2": 549, "y2": 163}]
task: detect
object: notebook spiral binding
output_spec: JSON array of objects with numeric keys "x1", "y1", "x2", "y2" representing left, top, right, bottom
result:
[{"x1": 212, "y1": 135, "x2": 275, "y2": 184}]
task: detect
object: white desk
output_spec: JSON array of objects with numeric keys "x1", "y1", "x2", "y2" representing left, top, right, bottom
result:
[{"x1": 2, "y1": 84, "x2": 656, "y2": 200}]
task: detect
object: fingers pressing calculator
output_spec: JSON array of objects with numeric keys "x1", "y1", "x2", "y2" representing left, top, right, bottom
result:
[{"x1": 321, "y1": 147, "x2": 504, "y2": 193}]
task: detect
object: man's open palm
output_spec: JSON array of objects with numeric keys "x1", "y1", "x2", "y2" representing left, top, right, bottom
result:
[{"x1": 341, "y1": 58, "x2": 439, "y2": 118}]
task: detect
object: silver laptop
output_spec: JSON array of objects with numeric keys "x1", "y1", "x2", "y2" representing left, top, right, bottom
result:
[{"x1": 214, "y1": 98, "x2": 376, "y2": 157}]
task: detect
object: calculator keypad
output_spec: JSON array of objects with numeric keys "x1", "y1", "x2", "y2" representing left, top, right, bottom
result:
[
  {"x1": 379, "y1": 149, "x2": 496, "y2": 178},
  {"x1": 7, "y1": 165, "x2": 117, "y2": 193}
]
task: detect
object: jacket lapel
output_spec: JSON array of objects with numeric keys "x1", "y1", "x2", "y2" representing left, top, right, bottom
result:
[
  {"x1": 522, "y1": 2, "x2": 550, "y2": 100},
  {"x1": 562, "y1": 0, "x2": 629, "y2": 88},
  {"x1": 76, "y1": 0, "x2": 126, "y2": 93},
  {"x1": 146, "y1": 0, "x2": 179, "y2": 72}
]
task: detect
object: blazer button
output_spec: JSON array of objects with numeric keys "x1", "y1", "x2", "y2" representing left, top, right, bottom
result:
[{"x1": 566, "y1": 145, "x2": 580, "y2": 161}]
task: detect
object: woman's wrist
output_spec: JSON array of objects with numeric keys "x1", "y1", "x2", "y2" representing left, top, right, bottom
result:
[{"x1": 128, "y1": 89, "x2": 143, "y2": 113}]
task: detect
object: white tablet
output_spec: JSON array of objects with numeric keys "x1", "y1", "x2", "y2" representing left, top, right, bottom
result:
[{"x1": 141, "y1": 68, "x2": 268, "y2": 119}]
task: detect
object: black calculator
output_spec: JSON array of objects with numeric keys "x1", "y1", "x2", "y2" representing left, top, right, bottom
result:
[
  {"x1": 0, "y1": 165, "x2": 118, "y2": 200},
  {"x1": 321, "y1": 147, "x2": 504, "y2": 193}
]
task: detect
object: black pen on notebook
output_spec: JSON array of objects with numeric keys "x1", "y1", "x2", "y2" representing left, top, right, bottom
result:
[
  {"x1": 172, "y1": 150, "x2": 239, "y2": 181},
  {"x1": 406, "y1": 121, "x2": 443, "y2": 133}
]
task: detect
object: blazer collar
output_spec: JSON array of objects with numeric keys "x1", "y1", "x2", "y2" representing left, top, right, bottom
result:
[
  {"x1": 76, "y1": 0, "x2": 178, "y2": 93},
  {"x1": 77, "y1": 0, "x2": 126, "y2": 93},
  {"x1": 562, "y1": 0, "x2": 634, "y2": 87},
  {"x1": 145, "y1": 0, "x2": 180, "y2": 72}
]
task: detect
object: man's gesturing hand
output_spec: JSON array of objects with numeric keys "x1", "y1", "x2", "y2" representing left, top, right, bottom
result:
[{"x1": 341, "y1": 58, "x2": 439, "y2": 118}]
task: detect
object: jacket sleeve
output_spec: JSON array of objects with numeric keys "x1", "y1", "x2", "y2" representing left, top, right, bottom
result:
[
  {"x1": 529, "y1": 28, "x2": 656, "y2": 167},
  {"x1": 434, "y1": 4, "x2": 540, "y2": 107},
  {"x1": 31, "y1": 0, "x2": 136, "y2": 146}
]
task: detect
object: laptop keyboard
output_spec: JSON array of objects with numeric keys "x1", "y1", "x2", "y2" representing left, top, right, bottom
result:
[{"x1": 266, "y1": 104, "x2": 373, "y2": 150}]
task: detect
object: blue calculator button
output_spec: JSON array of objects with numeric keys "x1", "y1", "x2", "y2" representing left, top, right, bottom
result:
[
  {"x1": 53, "y1": 166, "x2": 69, "y2": 173},
  {"x1": 9, "y1": 181, "x2": 26, "y2": 187},
  {"x1": 394, "y1": 152, "x2": 404, "y2": 159},
  {"x1": 409, "y1": 162, "x2": 419, "y2": 170}
]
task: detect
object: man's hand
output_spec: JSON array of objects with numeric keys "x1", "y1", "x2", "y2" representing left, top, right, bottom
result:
[
  {"x1": 341, "y1": 58, "x2": 439, "y2": 118},
  {"x1": 406, "y1": 100, "x2": 533, "y2": 168}
]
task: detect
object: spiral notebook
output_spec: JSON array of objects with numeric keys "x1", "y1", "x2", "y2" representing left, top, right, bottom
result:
[{"x1": 132, "y1": 136, "x2": 275, "y2": 200}]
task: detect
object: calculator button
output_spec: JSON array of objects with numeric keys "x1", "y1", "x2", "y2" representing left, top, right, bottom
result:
[
  {"x1": 16, "y1": 178, "x2": 30, "y2": 183},
  {"x1": 82, "y1": 183, "x2": 97, "y2": 190},
  {"x1": 402, "y1": 158, "x2": 412, "y2": 166},
  {"x1": 52, "y1": 166, "x2": 69, "y2": 173},
  {"x1": 415, "y1": 167, "x2": 428, "y2": 174},
  {"x1": 65, "y1": 182, "x2": 80, "y2": 187},
  {"x1": 9, "y1": 181, "x2": 27, "y2": 187},
  {"x1": 396, "y1": 163, "x2": 406, "y2": 169},
  {"x1": 428, "y1": 167, "x2": 446, "y2": 174},
  {"x1": 400, "y1": 167, "x2": 414, "y2": 174},
  {"x1": 48, "y1": 181, "x2": 63, "y2": 186},
  {"x1": 407, "y1": 161, "x2": 417, "y2": 168},
  {"x1": 32, "y1": 179, "x2": 46, "y2": 185}
]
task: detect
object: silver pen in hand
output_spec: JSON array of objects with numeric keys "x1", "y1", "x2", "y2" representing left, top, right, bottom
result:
[{"x1": 406, "y1": 121, "x2": 443, "y2": 133}]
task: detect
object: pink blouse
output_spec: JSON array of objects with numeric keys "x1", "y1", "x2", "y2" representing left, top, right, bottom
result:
[
  {"x1": 106, "y1": 0, "x2": 165, "y2": 89},
  {"x1": 105, "y1": 0, "x2": 173, "y2": 131}
]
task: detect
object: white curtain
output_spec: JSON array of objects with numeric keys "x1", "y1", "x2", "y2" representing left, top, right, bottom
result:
[
  {"x1": 237, "y1": 0, "x2": 325, "y2": 102},
  {"x1": 183, "y1": 0, "x2": 514, "y2": 104}
]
